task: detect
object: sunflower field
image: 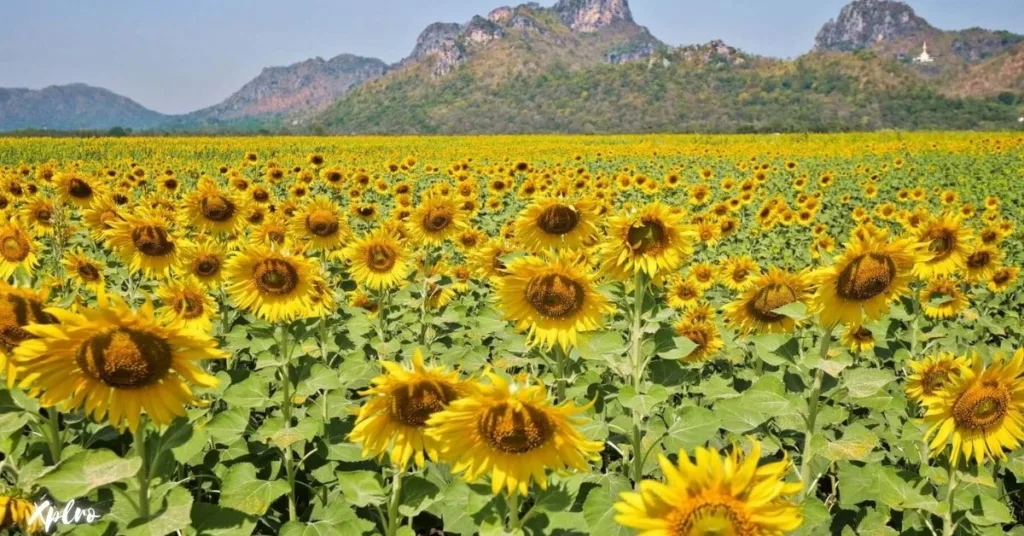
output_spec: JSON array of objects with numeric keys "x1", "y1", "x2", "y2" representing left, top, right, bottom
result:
[{"x1": 0, "y1": 133, "x2": 1021, "y2": 535}]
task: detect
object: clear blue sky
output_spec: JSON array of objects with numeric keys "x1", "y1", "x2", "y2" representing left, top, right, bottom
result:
[{"x1": 1, "y1": 0, "x2": 1021, "y2": 114}]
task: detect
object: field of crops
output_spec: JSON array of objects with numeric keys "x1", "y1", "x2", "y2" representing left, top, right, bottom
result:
[{"x1": 0, "y1": 132, "x2": 1021, "y2": 535}]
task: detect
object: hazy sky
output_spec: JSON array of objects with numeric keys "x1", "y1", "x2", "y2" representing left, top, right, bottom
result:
[{"x1": 2, "y1": 0, "x2": 1022, "y2": 114}]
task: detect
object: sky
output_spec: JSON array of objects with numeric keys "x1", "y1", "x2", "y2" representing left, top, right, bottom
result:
[{"x1": 2, "y1": 0, "x2": 1022, "y2": 114}]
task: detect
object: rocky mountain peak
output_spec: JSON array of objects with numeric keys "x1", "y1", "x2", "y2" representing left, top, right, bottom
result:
[
  {"x1": 552, "y1": 0, "x2": 633, "y2": 32},
  {"x1": 814, "y1": 0, "x2": 933, "y2": 51}
]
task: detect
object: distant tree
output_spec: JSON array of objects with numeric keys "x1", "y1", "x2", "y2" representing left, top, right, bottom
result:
[
  {"x1": 997, "y1": 92, "x2": 1017, "y2": 106},
  {"x1": 107, "y1": 126, "x2": 129, "y2": 137}
]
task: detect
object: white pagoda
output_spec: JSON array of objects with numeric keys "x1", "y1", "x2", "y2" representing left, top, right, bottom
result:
[{"x1": 913, "y1": 42, "x2": 934, "y2": 64}]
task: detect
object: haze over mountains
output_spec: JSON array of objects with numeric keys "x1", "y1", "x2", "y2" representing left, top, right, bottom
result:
[{"x1": 2, "y1": 0, "x2": 1023, "y2": 133}]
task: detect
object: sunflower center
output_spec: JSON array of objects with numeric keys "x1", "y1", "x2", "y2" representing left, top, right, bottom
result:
[
  {"x1": 253, "y1": 190, "x2": 270, "y2": 202},
  {"x1": 35, "y1": 208, "x2": 52, "y2": 223},
  {"x1": 993, "y1": 271, "x2": 1010, "y2": 285},
  {"x1": 920, "y1": 368, "x2": 952, "y2": 397},
  {"x1": 953, "y1": 382, "x2": 1011, "y2": 430},
  {"x1": 746, "y1": 284, "x2": 798, "y2": 322},
  {"x1": 852, "y1": 326, "x2": 873, "y2": 342},
  {"x1": 191, "y1": 255, "x2": 221, "y2": 278},
  {"x1": 627, "y1": 219, "x2": 667, "y2": 255},
  {"x1": 76, "y1": 328, "x2": 173, "y2": 389},
  {"x1": 422, "y1": 208, "x2": 453, "y2": 233},
  {"x1": 389, "y1": 380, "x2": 458, "y2": 427},
  {"x1": 173, "y1": 293, "x2": 205, "y2": 319},
  {"x1": 252, "y1": 259, "x2": 299, "y2": 296},
  {"x1": 835, "y1": 253, "x2": 896, "y2": 301},
  {"x1": 367, "y1": 244, "x2": 397, "y2": 273},
  {"x1": 478, "y1": 402, "x2": 553, "y2": 454},
  {"x1": 967, "y1": 251, "x2": 991, "y2": 269},
  {"x1": 77, "y1": 262, "x2": 101, "y2": 282},
  {"x1": 676, "y1": 324, "x2": 709, "y2": 350},
  {"x1": 267, "y1": 230, "x2": 286, "y2": 244},
  {"x1": 981, "y1": 230, "x2": 999, "y2": 244},
  {"x1": 927, "y1": 230, "x2": 956, "y2": 261},
  {"x1": 525, "y1": 273, "x2": 585, "y2": 318},
  {"x1": 201, "y1": 195, "x2": 235, "y2": 222},
  {"x1": 536, "y1": 204, "x2": 579, "y2": 236},
  {"x1": 0, "y1": 233, "x2": 30, "y2": 262},
  {"x1": 0, "y1": 295, "x2": 52, "y2": 351},
  {"x1": 731, "y1": 269, "x2": 748, "y2": 283},
  {"x1": 131, "y1": 226, "x2": 175, "y2": 257},
  {"x1": 67, "y1": 178, "x2": 92, "y2": 198},
  {"x1": 306, "y1": 210, "x2": 339, "y2": 237},
  {"x1": 668, "y1": 500, "x2": 753, "y2": 536}
]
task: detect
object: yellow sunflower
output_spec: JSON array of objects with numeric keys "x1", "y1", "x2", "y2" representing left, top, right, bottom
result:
[
  {"x1": 811, "y1": 233, "x2": 923, "y2": 327},
  {"x1": 105, "y1": 210, "x2": 183, "y2": 277},
  {"x1": 178, "y1": 239, "x2": 228, "y2": 287},
  {"x1": 253, "y1": 215, "x2": 291, "y2": 247},
  {"x1": 723, "y1": 268, "x2": 810, "y2": 334},
  {"x1": 914, "y1": 213, "x2": 973, "y2": 279},
  {"x1": 600, "y1": 202, "x2": 694, "y2": 281},
  {"x1": 55, "y1": 171, "x2": 103, "y2": 208},
  {"x1": 62, "y1": 248, "x2": 105, "y2": 291},
  {"x1": 224, "y1": 245, "x2": 320, "y2": 323},
  {"x1": 349, "y1": 349, "x2": 468, "y2": 469},
  {"x1": 14, "y1": 292, "x2": 226, "y2": 432},
  {"x1": 514, "y1": 196, "x2": 599, "y2": 251},
  {"x1": 497, "y1": 252, "x2": 612, "y2": 350},
  {"x1": 156, "y1": 277, "x2": 218, "y2": 332},
  {"x1": 905, "y1": 352, "x2": 969, "y2": 404},
  {"x1": 919, "y1": 277, "x2": 968, "y2": 319},
  {"x1": 666, "y1": 275, "x2": 703, "y2": 310},
  {"x1": 469, "y1": 239, "x2": 514, "y2": 284},
  {"x1": 719, "y1": 256, "x2": 761, "y2": 292},
  {"x1": 82, "y1": 195, "x2": 124, "y2": 242},
  {"x1": 672, "y1": 319, "x2": 723, "y2": 364},
  {"x1": 922, "y1": 350, "x2": 1024, "y2": 465},
  {"x1": 183, "y1": 179, "x2": 243, "y2": 235},
  {"x1": 291, "y1": 196, "x2": 350, "y2": 252},
  {"x1": 407, "y1": 194, "x2": 465, "y2": 245},
  {"x1": 0, "y1": 284, "x2": 55, "y2": 388},
  {"x1": 687, "y1": 262, "x2": 716, "y2": 290},
  {"x1": 0, "y1": 492, "x2": 44, "y2": 534},
  {"x1": 427, "y1": 371, "x2": 602, "y2": 496},
  {"x1": 614, "y1": 440, "x2": 802, "y2": 536},
  {"x1": 963, "y1": 244, "x2": 1003, "y2": 282},
  {"x1": 342, "y1": 227, "x2": 412, "y2": 290},
  {"x1": 989, "y1": 266, "x2": 1020, "y2": 293},
  {"x1": 0, "y1": 219, "x2": 39, "y2": 280},
  {"x1": 22, "y1": 197, "x2": 56, "y2": 237},
  {"x1": 840, "y1": 323, "x2": 876, "y2": 353}
]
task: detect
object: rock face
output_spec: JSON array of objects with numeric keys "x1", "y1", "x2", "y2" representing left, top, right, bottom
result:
[
  {"x1": 814, "y1": 0, "x2": 932, "y2": 51},
  {"x1": 552, "y1": 0, "x2": 633, "y2": 32},
  {"x1": 189, "y1": 54, "x2": 387, "y2": 122},
  {"x1": 0, "y1": 83, "x2": 167, "y2": 131}
]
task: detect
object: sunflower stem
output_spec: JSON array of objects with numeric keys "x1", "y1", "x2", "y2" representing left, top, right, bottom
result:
[
  {"x1": 505, "y1": 491, "x2": 521, "y2": 532},
  {"x1": 44, "y1": 409, "x2": 62, "y2": 464},
  {"x1": 385, "y1": 469, "x2": 403, "y2": 536},
  {"x1": 279, "y1": 325, "x2": 298, "y2": 522},
  {"x1": 418, "y1": 251, "x2": 433, "y2": 347},
  {"x1": 943, "y1": 458, "x2": 958, "y2": 536},
  {"x1": 134, "y1": 417, "x2": 151, "y2": 519},
  {"x1": 799, "y1": 326, "x2": 833, "y2": 500},
  {"x1": 553, "y1": 345, "x2": 567, "y2": 402},
  {"x1": 629, "y1": 270, "x2": 647, "y2": 485}
]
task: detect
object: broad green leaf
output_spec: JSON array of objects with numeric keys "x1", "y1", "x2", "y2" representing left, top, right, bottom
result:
[
  {"x1": 821, "y1": 424, "x2": 879, "y2": 462},
  {"x1": 336, "y1": 470, "x2": 386, "y2": 507},
  {"x1": 125, "y1": 486, "x2": 193, "y2": 536},
  {"x1": 663, "y1": 406, "x2": 719, "y2": 451},
  {"x1": 221, "y1": 375, "x2": 270, "y2": 409},
  {"x1": 189, "y1": 503, "x2": 258, "y2": 536},
  {"x1": 397, "y1": 475, "x2": 441, "y2": 517},
  {"x1": 582, "y1": 474, "x2": 632, "y2": 536},
  {"x1": 220, "y1": 463, "x2": 291, "y2": 516},
  {"x1": 205, "y1": 407, "x2": 250, "y2": 445},
  {"x1": 37, "y1": 448, "x2": 142, "y2": 502},
  {"x1": 875, "y1": 466, "x2": 939, "y2": 512},
  {"x1": 714, "y1": 396, "x2": 767, "y2": 433},
  {"x1": 843, "y1": 368, "x2": 895, "y2": 399}
]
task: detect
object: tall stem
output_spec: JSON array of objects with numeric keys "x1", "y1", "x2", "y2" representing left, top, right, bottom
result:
[
  {"x1": 45, "y1": 409, "x2": 62, "y2": 464},
  {"x1": 134, "y1": 417, "x2": 150, "y2": 519},
  {"x1": 553, "y1": 345, "x2": 567, "y2": 402},
  {"x1": 279, "y1": 325, "x2": 298, "y2": 522},
  {"x1": 799, "y1": 326, "x2": 833, "y2": 499},
  {"x1": 943, "y1": 459, "x2": 958, "y2": 536},
  {"x1": 629, "y1": 271, "x2": 647, "y2": 486},
  {"x1": 385, "y1": 469, "x2": 404, "y2": 536},
  {"x1": 418, "y1": 250, "x2": 433, "y2": 347},
  {"x1": 505, "y1": 491, "x2": 521, "y2": 532}
]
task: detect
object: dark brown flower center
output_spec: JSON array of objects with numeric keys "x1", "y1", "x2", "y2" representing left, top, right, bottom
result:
[
  {"x1": 953, "y1": 382, "x2": 1010, "y2": 430},
  {"x1": 252, "y1": 259, "x2": 299, "y2": 295},
  {"x1": 306, "y1": 210, "x2": 339, "y2": 237},
  {"x1": 77, "y1": 262, "x2": 101, "y2": 282},
  {"x1": 967, "y1": 251, "x2": 991, "y2": 269},
  {"x1": 201, "y1": 195, "x2": 236, "y2": 222},
  {"x1": 191, "y1": 255, "x2": 221, "y2": 278},
  {"x1": 172, "y1": 292, "x2": 205, "y2": 319},
  {"x1": 0, "y1": 295, "x2": 53, "y2": 351},
  {"x1": 76, "y1": 328, "x2": 173, "y2": 388},
  {"x1": 0, "y1": 230, "x2": 30, "y2": 262},
  {"x1": 536, "y1": 204, "x2": 579, "y2": 236},
  {"x1": 68, "y1": 178, "x2": 93, "y2": 198},
  {"x1": 927, "y1": 229, "x2": 956, "y2": 261},
  {"x1": 478, "y1": 402, "x2": 552, "y2": 454},
  {"x1": 836, "y1": 253, "x2": 896, "y2": 301},
  {"x1": 525, "y1": 273, "x2": 584, "y2": 318},
  {"x1": 367, "y1": 244, "x2": 397, "y2": 272},
  {"x1": 422, "y1": 208, "x2": 453, "y2": 233},
  {"x1": 389, "y1": 380, "x2": 458, "y2": 427},
  {"x1": 131, "y1": 225, "x2": 175, "y2": 257},
  {"x1": 627, "y1": 219, "x2": 667, "y2": 255},
  {"x1": 746, "y1": 284, "x2": 797, "y2": 322}
]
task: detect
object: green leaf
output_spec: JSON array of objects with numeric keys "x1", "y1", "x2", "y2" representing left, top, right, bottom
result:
[
  {"x1": 397, "y1": 475, "x2": 441, "y2": 517},
  {"x1": 663, "y1": 406, "x2": 719, "y2": 451},
  {"x1": 582, "y1": 474, "x2": 632, "y2": 536},
  {"x1": 221, "y1": 375, "x2": 270, "y2": 409},
  {"x1": 336, "y1": 470, "x2": 386, "y2": 507},
  {"x1": 528, "y1": 485, "x2": 573, "y2": 514},
  {"x1": 772, "y1": 302, "x2": 808, "y2": 321},
  {"x1": 837, "y1": 462, "x2": 876, "y2": 508},
  {"x1": 843, "y1": 368, "x2": 895, "y2": 399},
  {"x1": 37, "y1": 448, "x2": 142, "y2": 502},
  {"x1": 660, "y1": 336, "x2": 698, "y2": 361},
  {"x1": 856, "y1": 508, "x2": 898, "y2": 536},
  {"x1": 820, "y1": 424, "x2": 879, "y2": 462},
  {"x1": 576, "y1": 331, "x2": 625, "y2": 360},
  {"x1": 219, "y1": 463, "x2": 291, "y2": 516},
  {"x1": 438, "y1": 480, "x2": 498, "y2": 536},
  {"x1": 875, "y1": 466, "x2": 939, "y2": 512},
  {"x1": 280, "y1": 501, "x2": 374, "y2": 536},
  {"x1": 124, "y1": 486, "x2": 193, "y2": 536},
  {"x1": 205, "y1": 407, "x2": 250, "y2": 445},
  {"x1": 189, "y1": 503, "x2": 258, "y2": 536},
  {"x1": 714, "y1": 396, "x2": 768, "y2": 433}
]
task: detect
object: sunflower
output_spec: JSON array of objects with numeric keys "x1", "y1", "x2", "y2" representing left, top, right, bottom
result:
[
  {"x1": 407, "y1": 194, "x2": 465, "y2": 245},
  {"x1": 841, "y1": 324, "x2": 876, "y2": 353},
  {"x1": 350, "y1": 202, "x2": 380, "y2": 222},
  {"x1": 614, "y1": 440, "x2": 802, "y2": 536},
  {"x1": 514, "y1": 197, "x2": 598, "y2": 251},
  {"x1": 14, "y1": 292, "x2": 226, "y2": 432},
  {"x1": 254, "y1": 215, "x2": 290, "y2": 247},
  {"x1": 724, "y1": 268, "x2": 810, "y2": 334},
  {"x1": 600, "y1": 202, "x2": 694, "y2": 281},
  {"x1": 687, "y1": 262, "x2": 716, "y2": 290},
  {"x1": 719, "y1": 256, "x2": 760, "y2": 292},
  {"x1": 22, "y1": 197, "x2": 56, "y2": 237},
  {"x1": 922, "y1": 350, "x2": 1024, "y2": 465},
  {"x1": 920, "y1": 277, "x2": 968, "y2": 319},
  {"x1": 156, "y1": 277, "x2": 218, "y2": 332},
  {"x1": 183, "y1": 179, "x2": 242, "y2": 235},
  {"x1": 811, "y1": 233, "x2": 923, "y2": 327},
  {"x1": 291, "y1": 196, "x2": 349, "y2": 252},
  {"x1": 349, "y1": 349, "x2": 467, "y2": 468},
  {"x1": 105, "y1": 210, "x2": 182, "y2": 278},
  {"x1": 0, "y1": 284, "x2": 55, "y2": 388},
  {"x1": 666, "y1": 276, "x2": 703, "y2": 310},
  {"x1": 469, "y1": 239, "x2": 514, "y2": 283},
  {"x1": 989, "y1": 266, "x2": 1020, "y2": 293},
  {"x1": 348, "y1": 288, "x2": 380, "y2": 317},
  {"x1": 963, "y1": 244, "x2": 1003, "y2": 282},
  {"x1": 672, "y1": 319, "x2": 723, "y2": 364},
  {"x1": 178, "y1": 239, "x2": 228, "y2": 287},
  {"x1": 914, "y1": 213, "x2": 973, "y2": 279},
  {"x1": 0, "y1": 492, "x2": 43, "y2": 534},
  {"x1": 62, "y1": 248, "x2": 105, "y2": 291},
  {"x1": 224, "y1": 245, "x2": 319, "y2": 323},
  {"x1": 497, "y1": 252, "x2": 611, "y2": 350},
  {"x1": 55, "y1": 171, "x2": 102, "y2": 208},
  {"x1": 427, "y1": 372, "x2": 602, "y2": 496},
  {"x1": 905, "y1": 352, "x2": 969, "y2": 404},
  {"x1": 342, "y1": 227, "x2": 411, "y2": 290}
]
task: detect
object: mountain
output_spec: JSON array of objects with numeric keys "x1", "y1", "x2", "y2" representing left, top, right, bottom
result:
[
  {"x1": 313, "y1": 0, "x2": 1023, "y2": 133},
  {"x1": 0, "y1": 84, "x2": 167, "y2": 131},
  {"x1": 174, "y1": 54, "x2": 388, "y2": 129}
]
